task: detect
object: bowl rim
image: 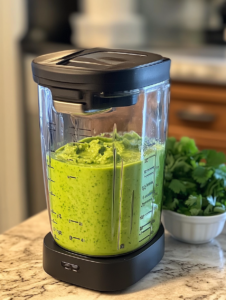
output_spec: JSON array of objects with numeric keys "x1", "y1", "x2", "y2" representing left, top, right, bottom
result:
[{"x1": 162, "y1": 209, "x2": 226, "y2": 223}]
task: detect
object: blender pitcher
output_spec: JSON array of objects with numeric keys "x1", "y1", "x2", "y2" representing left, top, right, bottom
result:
[{"x1": 32, "y1": 48, "x2": 171, "y2": 291}]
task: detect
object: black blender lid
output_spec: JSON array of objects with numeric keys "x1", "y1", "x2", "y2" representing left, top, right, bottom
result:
[{"x1": 32, "y1": 48, "x2": 170, "y2": 93}]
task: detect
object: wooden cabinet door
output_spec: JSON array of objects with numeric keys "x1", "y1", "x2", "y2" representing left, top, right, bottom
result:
[{"x1": 168, "y1": 82, "x2": 226, "y2": 153}]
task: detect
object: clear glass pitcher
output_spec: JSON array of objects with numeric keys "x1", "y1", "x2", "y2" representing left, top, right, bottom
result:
[{"x1": 33, "y1": 48, "x2": 170, "y2": 256}]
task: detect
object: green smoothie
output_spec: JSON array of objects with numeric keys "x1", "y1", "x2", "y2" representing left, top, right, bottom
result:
[{"x1": 47, "y1": 132, "x2": 165, "y2": 256}]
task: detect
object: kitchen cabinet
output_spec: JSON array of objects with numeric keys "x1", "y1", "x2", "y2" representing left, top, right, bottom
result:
[{"x1": 169, "y1": 81, "x2": 226, "y2": 153}]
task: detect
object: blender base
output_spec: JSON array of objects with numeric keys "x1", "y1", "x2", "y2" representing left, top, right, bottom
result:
[{"x1": 43, "y1": 223, "x2": 164, "y2": 292}]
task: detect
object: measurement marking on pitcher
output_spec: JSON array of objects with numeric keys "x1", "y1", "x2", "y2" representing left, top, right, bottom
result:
[
  {"x1": 142, "y1": 183, "x2": 153, "y2": 191},
  {"x1": 139, "y1": 232, "x2": 154, "y2": 243},
  {"x1": 140, "y1": 219, "x2": 155, "y2": 231},
  {"x1": 144, "y1": 172, "x2": 154, "y2": 178},
  {"x1": 68, "y1": 176, "x2": 76, "y2": 179},
  {"x1": 47, "y1": 122, "x2": 56, "y2": 131},
  {"x1": 54, "y1": 234, "x2": 59, "y2": 240},
  {"x1": 52, "y1": 219, "x2": 57, "y2": 224},
  {"x1": 140, "y1": 210, "x2": 152, "y2": 220},
  {"x1": 139, "y1": 226, "x2": 151, "y2": 235},
  {"x1": 48, "y1": 165, "x2": 54, "y2": 169},
  {"x1": 144, "y1": 154, "x2": 155, "y2": 163},
  {"x1": 69, "y1": 236, "x2": 80, "y2": 240},
  {"x1": 141, "y1": 198, "x2": 152, "y2": 206},
  {"x1": 49, "y1": 128, "x2": 56, "y2": 132},
  {"x1": 139, "y1": 235, "x2": 150, "y2": 243},
  {"x1": 48, "y1": 178, "x2": 55, "y2": 182},
  {"x1": 140, "y1": 221, "x2": 151, "y2": 230},
  {"x1": 69, "y1": 219, "x2": 83, "y2": 226},
  {"x1": 49, "y1": 191, "x2": 55, "y2": 196},
  {"x1": 69, "y1": 236, "x2": 85, "y2": 242},
  {"x1": 144, "y1": 167, "x2": 154, "y2": 174},
  {"x1": 53, "y1": 228, "x2": 62, "y2": 235},
  {"x1": 78, "y1": 128, "x2": 91, "y2": 131},
  {"x1": 51, "y1": 209, "x2": 56, "y2": 214},
  {"x1": 143, "y1": 190, "x2": 153, "y2": 199}
]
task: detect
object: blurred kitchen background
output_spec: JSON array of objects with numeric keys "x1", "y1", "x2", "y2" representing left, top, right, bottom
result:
[{"x1": 1, "y1": 0, "x2": 226, "y2": 233}]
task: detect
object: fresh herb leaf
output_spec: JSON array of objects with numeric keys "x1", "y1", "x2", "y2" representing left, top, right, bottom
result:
[
  {"x1": 213, "y1": 206, "x2": 226, "y2": 213},
  {"x1": 164, "y1": 171, "x2": 173, "y2": 181},
  {"x1": 177, "y1": 202, "x2": 191, "y2": 215},
  {"x1": 185, "y1": 194, "x2": 202, "y2": 209},
  {"x1": 168, "y1": 198, "x2": 179, "y2": 210},
  {"x1": 204, "y1": 179, "x2": 218, "y2": 197},
  {"x1": 185, "y1": 195, "x2": 198, "y2": 207},
  {"x1": 204, "y1": 204, "x2": 213, "y2": 216},
  {"x1": 172, "y1": 161, "x2": 192, "y2": 173},
  {"x1": 192, "y1": 166, "x2": 213, "y2": 184},
  {"x1": 202, "y1": 150, "x2": 226, "y2": 167},
  {"x1": 169, "y1": 179, "x2": 187, "y2": 194},
  {"x1": 166, "y1": 137, "x2": 176, "y2": 153},
  {"x1": 206, "y1": 195, "x2": 217, "y2": 206},
  {"x1": 183, "y1": 181, "x2": 197, "y2": 193},
  {"x1": 174, "y1": 137, "x2": 198, "y2": 156},
  {"x1": 163, "y1": 136, "x2": 226, "y2": 216},
  {"x1": 214, "y1": 164, "x2": 226, "y2": 186},
  {"x1": 165, "y1": 153, "x2": 174, "y2": 167}
]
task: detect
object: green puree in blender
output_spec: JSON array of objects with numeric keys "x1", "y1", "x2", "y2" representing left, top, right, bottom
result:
[{"x1": 48, "y1": 132, "x2": 165, "y2": 256}]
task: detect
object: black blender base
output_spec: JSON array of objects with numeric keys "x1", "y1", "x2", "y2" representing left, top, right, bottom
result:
[{"x1": 43, "y1": 224, "x2": 165, "y2": 292}]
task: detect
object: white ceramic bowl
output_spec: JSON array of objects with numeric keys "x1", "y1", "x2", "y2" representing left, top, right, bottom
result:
[{"x1": 162, "y1": 210, "x2": 226, "y2": 244}]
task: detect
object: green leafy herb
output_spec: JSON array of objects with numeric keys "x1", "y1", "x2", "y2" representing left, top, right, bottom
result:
[
  {"x1": 169, "y1": 179, "x2": 187, "y2": 194},
  {"x1": 192, "y1": 166, "x2": 213, "y2": 184},
  {"x1": 206, "y1": 195, "x2": 217, "y2": 206},
  {"x1": 202, "y1": 150, "x2": 226, "y2": 167},
  {"x1": 214, "y1": 164, "x2": 226, "y2": 186},
  {"x1": 163, "y1": 137, "x2": 226, "y2": 216},
  {"x1": 204, "y1": 204, "x2": 213, "y2": 216},
  {"x1": 185, "y1": 195, "x2": 202, "y2": 208}
]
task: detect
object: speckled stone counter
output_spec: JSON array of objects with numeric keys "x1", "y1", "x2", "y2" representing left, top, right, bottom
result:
[{"x1": 0, "y1": 210, "x2": 226, "y2": 300}]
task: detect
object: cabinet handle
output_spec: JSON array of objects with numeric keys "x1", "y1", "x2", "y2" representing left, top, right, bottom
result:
[{"x1": 177, "y1": 109, "x2": 216, "y2": 123}]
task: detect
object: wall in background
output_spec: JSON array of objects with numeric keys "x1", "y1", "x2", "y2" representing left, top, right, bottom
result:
[{"x1": 0, "y1": 0, "x2": 27, "y2": 232}]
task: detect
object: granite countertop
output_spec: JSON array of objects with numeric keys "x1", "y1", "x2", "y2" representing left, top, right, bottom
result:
[
  {"x1": 147, "y1": 45, "x2": 226, "y2": 85},
  {"x1": 0, "y1": 210, "x2": 226, "y2": 300}
]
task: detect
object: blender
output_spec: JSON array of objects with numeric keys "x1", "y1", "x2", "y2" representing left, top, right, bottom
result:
[{"x1": 32, "y1": 48, "x2": 171, "y2": 291}]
